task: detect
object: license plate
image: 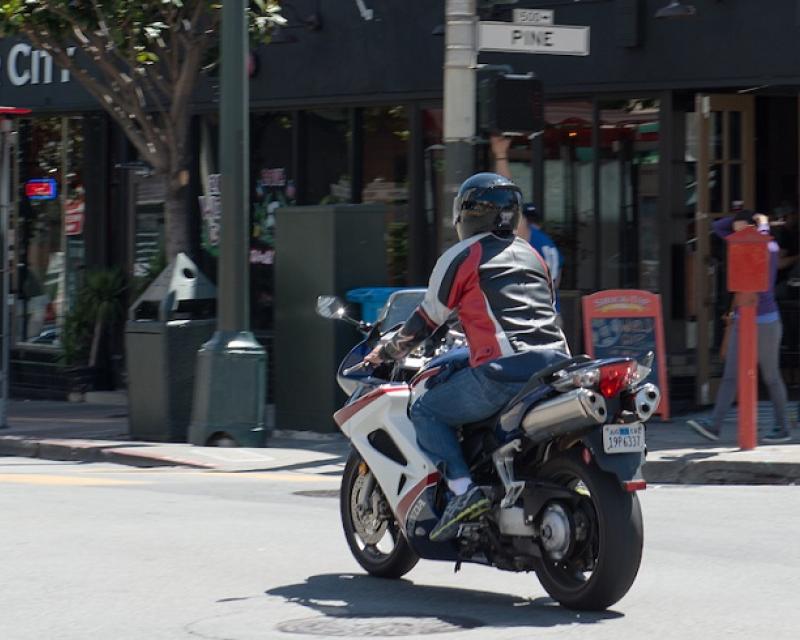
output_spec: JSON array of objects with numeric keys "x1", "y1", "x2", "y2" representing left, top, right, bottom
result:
[{"x1": 603, "y1": 423, "x2": 645, "y2": 454}]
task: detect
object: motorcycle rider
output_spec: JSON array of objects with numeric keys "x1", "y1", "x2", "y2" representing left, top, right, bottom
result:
[{"x1": 365, "y1": 172, "x2": 569, "y2": 541}]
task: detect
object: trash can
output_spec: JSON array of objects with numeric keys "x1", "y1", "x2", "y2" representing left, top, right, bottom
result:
[
  {"x1": 346, "y1": 287, "x2": 406, "y2": 323},
  {"x1": 125, "y1": 253, "x2": 216, "y2": 442}
]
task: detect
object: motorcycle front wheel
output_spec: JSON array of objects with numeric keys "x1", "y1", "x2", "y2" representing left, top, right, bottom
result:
[
  {"x1": 534, "y1": 448, "x2": 643, "y2": 611},
  {"x1": 340, "y1": 450, "x2": 419, "y2": 579}
]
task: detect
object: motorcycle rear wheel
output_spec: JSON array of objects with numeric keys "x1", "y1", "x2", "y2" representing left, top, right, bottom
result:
[
  {"x1": 340, "y1": 450, "x2": 419, "y2": 579},
  {"x1": 534, "y1": 448, "x2": 643, "y2": 611}
]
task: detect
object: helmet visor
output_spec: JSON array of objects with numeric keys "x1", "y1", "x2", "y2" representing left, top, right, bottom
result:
[{"x1": 452, "y1": 186, "x2": 523, "y2": 227}]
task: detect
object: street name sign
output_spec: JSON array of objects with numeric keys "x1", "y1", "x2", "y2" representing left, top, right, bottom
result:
[
  {"x1": 478, "y1": 21, "x2": 590, "y2": 56},
  {"x1": 513, "y1": 9, "x2": 554, "y2": 25}
]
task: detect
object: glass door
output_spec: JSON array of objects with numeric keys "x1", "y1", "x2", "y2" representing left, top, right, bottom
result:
[{"x1": 693, "y1": 94, "x2": 755, "y2": 404}]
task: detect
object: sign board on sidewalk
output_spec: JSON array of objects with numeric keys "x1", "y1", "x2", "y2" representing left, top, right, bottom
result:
[
  {"x1": 582, "y1": 290, "x2": 670, "y2": 419},
  {"x1": 513, "y1": 9, "x2": 554, "y2": 25},
  {"x1": 479, "y1": 21, "x2": 590, "y2": 56}
]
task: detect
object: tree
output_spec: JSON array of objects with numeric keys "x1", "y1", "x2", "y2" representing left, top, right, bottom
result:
[{"x1": 0, "y1": 1, "x2": 285, "y2": 260}]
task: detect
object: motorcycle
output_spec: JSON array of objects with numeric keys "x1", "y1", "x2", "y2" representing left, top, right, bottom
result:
[{"x1": 316, "y1": 290, "x2": 660, "y2": 611}]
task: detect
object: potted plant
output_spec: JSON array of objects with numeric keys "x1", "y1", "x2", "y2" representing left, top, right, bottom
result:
[{"x1": 61, "y1": 267, "x2": 128, "y2": 395}]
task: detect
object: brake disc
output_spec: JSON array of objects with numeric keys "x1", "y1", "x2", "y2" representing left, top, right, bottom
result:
[
  {"x1": 350, "y1": 473, "x2": 389, "y2": 545},
  {"x1": 539, "y1": 503, "x2": 573, "y2": 561}
]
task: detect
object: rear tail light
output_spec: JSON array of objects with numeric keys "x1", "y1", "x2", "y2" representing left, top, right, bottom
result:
[{"x1": 598, "y1": 361, "x2": 638, "y2": 398}]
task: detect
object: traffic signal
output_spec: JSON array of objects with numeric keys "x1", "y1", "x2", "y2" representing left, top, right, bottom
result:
[{"x1": 478, "y1": 71, "x2": 544, "y2": 135}]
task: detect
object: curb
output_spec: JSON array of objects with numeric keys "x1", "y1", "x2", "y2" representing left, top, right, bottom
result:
[
  {"x1": 0, "y1": 435, "x2": 211, "y2": 469},
  {"x1": 643, "y1": 458, "x2": 800, "y2": 485},
  {"x1": 3, "y1": 433, "x2": 800, "y2": 484}
]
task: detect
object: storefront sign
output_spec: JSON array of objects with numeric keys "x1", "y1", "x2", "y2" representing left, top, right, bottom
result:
[
  {"x1": 199, "y1": 173, "x2": 222, "y2": 256},
  {"x1": 582, "y1": 290, "x2": 670, "y2": 419},
  {"x1": 513, "y1": 9, "x2": 554, "y2": 25},
  {"x1": 25, "y1": 178, "x2": 58, "y2": 200},
  {"x1": 3, "y1": 43, "x2": 75, "y2": 86},
  {"x1": 479, "y1": 22, "x2": 590, "y2": 56},
  {"x1": 64, "y1": 197, "x2": 85, "y2": 236}
]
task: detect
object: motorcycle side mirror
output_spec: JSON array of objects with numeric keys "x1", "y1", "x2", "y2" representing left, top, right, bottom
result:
[
  {"x1": 316, "y1": 295, "x2": 347, "y2": 320},
  {"x1": 316, "y1": 295, "x2": 371, "y2": 333}
]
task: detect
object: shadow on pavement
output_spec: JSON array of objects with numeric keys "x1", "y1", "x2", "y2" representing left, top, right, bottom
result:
[{"x1": 265, "y1": 573, "x2": 623, "y2": 629}]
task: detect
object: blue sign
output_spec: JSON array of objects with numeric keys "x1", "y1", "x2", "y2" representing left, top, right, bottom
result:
[{"x1": 25, "y1": 178, "x2": 58, "y2": 200}]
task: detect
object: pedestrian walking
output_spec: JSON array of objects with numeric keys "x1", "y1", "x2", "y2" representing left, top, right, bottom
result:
[{"x1": 687, "y1": 209, "x2": 792, "y2": 444}]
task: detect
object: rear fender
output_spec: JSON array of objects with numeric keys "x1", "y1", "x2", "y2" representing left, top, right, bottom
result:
[{"x1": 580, "y1": 429, "x2": 645, "y2": 486}]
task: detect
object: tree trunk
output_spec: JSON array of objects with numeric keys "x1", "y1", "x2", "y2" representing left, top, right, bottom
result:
[{"x1": 164, "y1": 172, "x2": 190, "y2": 262}]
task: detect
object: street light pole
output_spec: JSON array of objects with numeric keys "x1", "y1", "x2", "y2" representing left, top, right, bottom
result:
[
  {"x1": 189, "y1": 0, "x2": 267, "y2": 447},
  {"x1": 441, "y1": 0, "x2": 477, "y2": 250},
  {"x1": 218, "y1": 0, "x2": 249, "y2": 331}
]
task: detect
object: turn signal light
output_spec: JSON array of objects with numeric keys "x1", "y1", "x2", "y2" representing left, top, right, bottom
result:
[{"x1": 598, "y1": 362, "x2": 638, "y2": 398}]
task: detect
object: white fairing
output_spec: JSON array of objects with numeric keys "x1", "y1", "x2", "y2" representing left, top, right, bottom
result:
[{"x1": 337, "y1": 385, "x2": 438, "y2": 517}]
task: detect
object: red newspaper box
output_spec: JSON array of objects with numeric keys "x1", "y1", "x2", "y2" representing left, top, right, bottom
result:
[
  {"x1": 727, "y1": 226, "x2": 770, "y2": 293},
  {"x1": 725, "y1": 225, "x2": 772, "y2": 450}
]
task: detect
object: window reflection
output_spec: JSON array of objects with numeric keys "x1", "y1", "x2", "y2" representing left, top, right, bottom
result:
[
  {"x1": 363, "y1": 106, "x2": 410, "y2": 284},
  {"x1": 542, "y1": 100, "x2": 595, "y2": 291},
  {"x1": 17, "y1": 116, "x2": 84, "y2": 346},
  {"x1": 599, "y1": 99, "x2": 660, "y2": 291}
]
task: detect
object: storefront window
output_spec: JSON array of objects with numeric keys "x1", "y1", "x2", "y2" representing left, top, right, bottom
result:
[
  {"x1": 16, "y1": 116, "x2": 84, "y2": 346},
  {"x1": 306, "y1": 109, "x2": 352, "y2": 205},
  {"x1": 423, "y1": 107, "x2": 443, "y2": 271},
  {"x1": 599, "y1": 99, "x2": 660, "y2": 290},
  {"x1": 363, "y1": 106, "x2": 410, "y2": 283},
  {"x1": 250, "y1": 112, "x2": 295, "y2": 330},
  {"x1": 542, "y1": 100, "x2": 595, "y2": 291}
]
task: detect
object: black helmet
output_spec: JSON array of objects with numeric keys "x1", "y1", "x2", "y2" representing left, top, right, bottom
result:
[{"x1": 452, "y1": 172, "x2": 523, "y2": 240}]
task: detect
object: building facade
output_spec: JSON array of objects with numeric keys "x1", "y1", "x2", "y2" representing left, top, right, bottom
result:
[{"x1": 1, "y1": 0, "x2": 799, "y2": 406}]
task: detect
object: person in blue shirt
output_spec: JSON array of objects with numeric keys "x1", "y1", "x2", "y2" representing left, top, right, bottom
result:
[
  {"x1": 523, "y1": 203, "x2": 563, "y2": 294},
  {"x1": 491, "y1": 135, "x2": 564, "y2": 312}
]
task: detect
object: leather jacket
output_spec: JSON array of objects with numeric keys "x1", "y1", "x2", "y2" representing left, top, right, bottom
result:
[{"x1": 380, "y1": 232, "x2": 569, "y2": 367}]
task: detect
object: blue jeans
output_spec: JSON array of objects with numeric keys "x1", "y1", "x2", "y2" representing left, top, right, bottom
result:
[{"x1": 409, "y1": 367, "x2": 523, "y2": 480}]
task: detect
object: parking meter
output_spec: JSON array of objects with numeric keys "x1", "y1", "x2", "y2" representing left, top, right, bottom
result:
[{"x1": 725, "y1": 226, "x2": 772, "y2": 450}]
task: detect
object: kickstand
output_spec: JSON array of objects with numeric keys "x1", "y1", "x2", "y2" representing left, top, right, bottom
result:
[{"x1": 453, "y1": 560, "x2": 462, "y2": 574}]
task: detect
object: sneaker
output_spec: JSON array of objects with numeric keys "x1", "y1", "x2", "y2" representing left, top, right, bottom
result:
[
  {"x1": 687, "y1": 419, "x2": 720, "y2": 442},
  {"x1": 429, "y1": 486, "x2": 490, "y2": 542},
  {"x1": 763, "y1": 429, "x2": 791, "y2": 444}
]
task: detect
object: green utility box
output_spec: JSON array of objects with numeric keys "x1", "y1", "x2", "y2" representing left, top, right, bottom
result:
[
  {"x1": 275, "y1": 204, "x2": 388, "y2": 432},
  {"x1": 125, "y1": 253, "x2": 216, "y2": 442}
]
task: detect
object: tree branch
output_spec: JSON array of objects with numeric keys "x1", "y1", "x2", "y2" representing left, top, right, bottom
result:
[{"x1": 23, "y1": 29, "x2": 167, "y2": 173}]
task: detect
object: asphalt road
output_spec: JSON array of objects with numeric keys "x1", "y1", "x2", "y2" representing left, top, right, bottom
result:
[{"x1": 0, "y1": 456, "x2": 798, "y2": 640}]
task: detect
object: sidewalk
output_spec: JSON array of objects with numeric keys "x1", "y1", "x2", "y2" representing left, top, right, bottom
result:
[{"x1": 0, "y1": 398, "x2": 798, "y2": 484}]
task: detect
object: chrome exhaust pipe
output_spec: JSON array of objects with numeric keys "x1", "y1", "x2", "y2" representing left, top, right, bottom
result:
[
  {"x1": 521, "y1": 388, "x2": 607, "y2": 444},
  {"x1": 633, "y1": 383, "x2": 661, "y2": 422}
]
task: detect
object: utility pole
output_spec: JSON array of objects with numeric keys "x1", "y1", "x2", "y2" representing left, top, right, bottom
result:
[
  {"x1": 0, "y1": 119, "x2": 12, "y2": 429},
  {"x1": 189, "y1": 0, "x2": 267, "y2": 447},
  {"x1": 441, "y1": 0, "x2": 477, "y2": 249}
]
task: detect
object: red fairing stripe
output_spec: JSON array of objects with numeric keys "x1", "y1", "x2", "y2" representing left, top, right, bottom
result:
[
  {"x1": 333, "y1": 385, "x2": 408, "y2": 427},
  {"x1": 409, "y1": 367, "x2": 442, "y2": 389},
  {"x1": 396, "y1": 472, "x2": 441, "y2": 524}
]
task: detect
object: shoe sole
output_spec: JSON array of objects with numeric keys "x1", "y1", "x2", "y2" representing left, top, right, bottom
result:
[
  {"x1": 763, "y1": 435, "x2": 791, "y2": 444},
  {"x1": 429, "y1": 498, "x2": 490, "y2": 542},
  {"x1": 687, "y1": 420, "x2": 720, "y2": 442}
]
